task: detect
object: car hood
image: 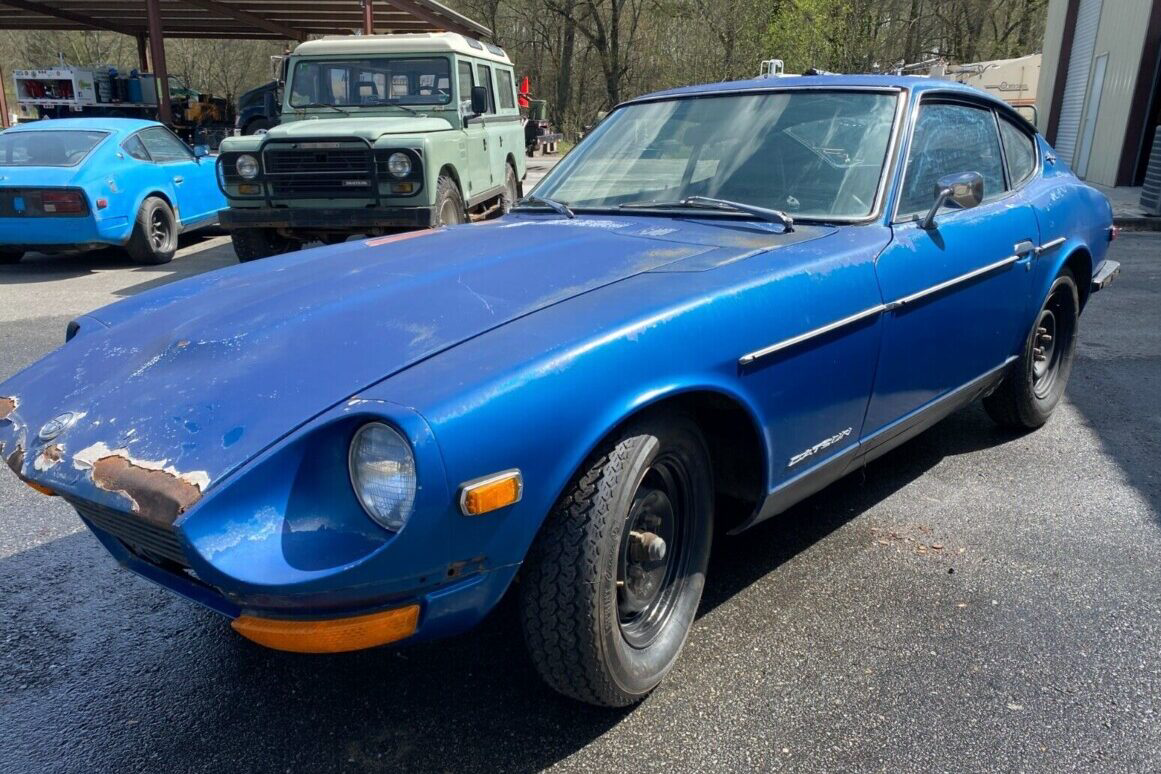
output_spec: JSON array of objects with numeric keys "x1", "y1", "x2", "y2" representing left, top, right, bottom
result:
[
  {"x1": 0, "y1": 215, "x2": 834, "y2": 511},
  {"x1": 267, "y1": 115, "x2": 455, "y2": 140}
]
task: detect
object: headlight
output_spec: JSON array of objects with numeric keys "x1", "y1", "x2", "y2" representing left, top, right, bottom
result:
[
  {"x1": 349, "y1": 422, "x2": 417, "y2": 532},
  {"x1": 235, "y1": 154, "x2": 259, "y2": 179},
  {"x1": 387, "y1": 152, "x2": 412, "y2": 178}
]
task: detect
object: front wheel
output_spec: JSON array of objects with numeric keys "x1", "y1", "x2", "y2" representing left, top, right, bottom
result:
[
  {"x1": 983, "y1": 268, "x2": 1080, "y2": 429},
  {"x1": 230, "y1": 228, "x2": 300, "y2": 262},
  {"x1": 499, "y1": 163, "x2": 520, "y2": 215},
  {"x1": 432, "y1": 174, "x2": 466, "y2": 227},
  {"x1": 519, "y1": 414, "x2": 714, "y2": 706}
]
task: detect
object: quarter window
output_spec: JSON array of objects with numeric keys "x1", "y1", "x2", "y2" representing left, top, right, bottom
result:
[
  {"x1": 897, "y1": 102, "x2": 1006, "y2": 217},
  {"x1": 998, "y1": 115, "x2": 1037, "y2": 188},
  {"x1": 138, "y1": 127, "x2": 192, "y2": 163},
  {"x1": 123, "y1": 134, "x2": 151, "y2": 161}
]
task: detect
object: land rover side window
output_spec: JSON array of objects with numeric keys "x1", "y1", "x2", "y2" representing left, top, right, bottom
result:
[
  {"x1": 122, "y1": 134, "x2": 151, "y2": 161},
  {"x1": 458, "y1": 60, "x2": 474, "y2": 111},
  {"x1": 139, "y1": 127, "x2": 192, "y2": 163},
  {"x1": 497, "y1": 69, "x2": 516, "y2": 110},
  {"x1": 289, "y1": 57, "x2": 452, "y2": 107},
  {"x1": 476, "y1": 64, "x2": 496, "y2": 114},
  {"x1": 897, "y1": 102, "x2": 1006, "y2": 218},
  {"x1": 998, "y1": 114, "x2": 1037, "y2": 188}
]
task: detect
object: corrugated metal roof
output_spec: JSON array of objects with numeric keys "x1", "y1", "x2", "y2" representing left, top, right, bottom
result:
[{"x1": 0, "y1": 0, "x2": 490, "y2": 41}]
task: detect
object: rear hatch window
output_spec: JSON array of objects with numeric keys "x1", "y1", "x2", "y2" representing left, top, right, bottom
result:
[{"x1": 0, "y1": 130, "x2": 108, "y2": 167}]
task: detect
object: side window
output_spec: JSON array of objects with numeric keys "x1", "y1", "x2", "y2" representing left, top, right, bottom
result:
[
  {"x1": 138, "y1": 127, "x2": 192, "y2": 163},
  {"x1": 475, "y1": 64, "x2": 495, "y2": 114},
  {"x1": 122, "y1": 134, "x2": 151, "y2": 161},
  {"x1": 998, "y1": 115, "x2": 1037, "y2": 188},
  {"x1": 496, "y1": 69, "x2": 516, "y2": 110},
  {"x1": 897, "y1": 102, "x2": 1006, "y2": 217},
  {"x1": 457, "y1": 60, "x2": 474, "y2": 111}
]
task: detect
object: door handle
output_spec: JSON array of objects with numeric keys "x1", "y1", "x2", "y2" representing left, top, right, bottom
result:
[
  {"x1": 1013, "y1": 239, "x2": 1035, "y2": 256},
  {"x1": 173, "y1": 176, "x2": 184, "y2": 184},
  {"x1": 483, "y1": 138, "x2": 488, "y2": 150}
]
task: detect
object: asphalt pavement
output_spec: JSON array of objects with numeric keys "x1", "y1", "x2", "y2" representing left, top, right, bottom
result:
[{"x1": 0, "y1": 231, "x2": 1158, "y2": 773}]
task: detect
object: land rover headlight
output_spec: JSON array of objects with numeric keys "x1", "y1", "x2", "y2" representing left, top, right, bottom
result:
[
  {"x1": 235, "y1": 154, "x2": 260, "y2": 179},
  {"x1": 349, "y1": 422, "x2": 417, "y2": 532},
  {"x1": 387, "y1": 152, "x2": 412, "y2": 178}
]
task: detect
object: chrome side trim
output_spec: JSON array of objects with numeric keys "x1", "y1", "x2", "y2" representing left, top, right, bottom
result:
[
  {"x1": 738, "y1": 304, "x2": 885, "y2": 365},
  {"x1": 884, "y1": 254, "x2": 1020, "y2": 311},
  {"x1": 1035, "y1": 236, "x2": 1067, "y2": 255}
]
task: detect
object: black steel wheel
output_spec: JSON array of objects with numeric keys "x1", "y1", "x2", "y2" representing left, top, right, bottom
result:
[
  {"x1": 983, "y1": 268, "x2": 1080, "y2": 429},
  {"x1": 520, "y1": 413, "x2": 713, "y2": 707},
  {"x1": 126, "y1": 197, "x2": 177, "y2": 265}
]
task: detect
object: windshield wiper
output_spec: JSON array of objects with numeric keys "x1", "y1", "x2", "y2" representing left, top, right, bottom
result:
[
  {"x1": 620, "y1": 196, "x2": 794, "y2": 231},
  {"x1": 362, "y1": 99, "x2": 421, "y2": 116},
  {"x1": 514, "y1": 195, "x2": 575, "y2": 219},
  {"x1": 294, "y1": 102, "x2": 350, "y2": 115}
]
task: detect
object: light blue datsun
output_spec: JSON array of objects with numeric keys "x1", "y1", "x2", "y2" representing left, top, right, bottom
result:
[
  {"x1": 0, "y1": 117, "x2": 224, "y2": 264},
  {"x1": 0, "y1": 76, "x2": 1118, "y2": 706}
]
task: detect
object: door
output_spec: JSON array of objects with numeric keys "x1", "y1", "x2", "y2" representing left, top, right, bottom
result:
[
  {"x1": 864, "y1": 99, "x2": 1038, "y2": 437},
  {"x1": 1075, "y1": 52, "x2": 1108, "y2": 179},
  {"x1": 472, "y1": 62, "x2": 499, "y2": 198},
  {"x1": 137, "y1": 126, "x2": 215, "y2": 225},
  {"x1": 456, "y1": 60, "x2": 491, "y2": 202}
]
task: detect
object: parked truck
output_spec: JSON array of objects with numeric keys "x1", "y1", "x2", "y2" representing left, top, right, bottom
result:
[{"x1": 216, "y1": 33, "x2": 527, "y2": 260}]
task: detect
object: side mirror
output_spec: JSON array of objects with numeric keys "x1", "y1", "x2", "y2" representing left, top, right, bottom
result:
[
  {"x1": 920, "y1": 171, "x2": 984, "y2": 230},
  {"x1": 192, "y1": 144, "x2": 209, "y2": 159},
  {"x1": 470, "y1": 85, "x2": 489, "y2": 116}
]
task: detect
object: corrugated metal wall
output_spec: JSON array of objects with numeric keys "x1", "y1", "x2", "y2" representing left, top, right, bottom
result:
[
  {"x1": 1079, "y1": 0, "x2": 1152, "y2": 184},
  {"x1": 1054, "y1": 0, "x2": 1103, "y2": 166}
]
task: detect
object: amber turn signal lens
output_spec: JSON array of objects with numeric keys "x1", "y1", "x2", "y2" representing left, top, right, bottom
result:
[
  {"x1": 460, "y1": 470, "x2": 523, "y2": 516},
  {"x1": 231, "y1": 604, "x2": 420, "y2": 653},
  {"x1": 238, "y1": 183, "x2": 261, "y2": 195}
]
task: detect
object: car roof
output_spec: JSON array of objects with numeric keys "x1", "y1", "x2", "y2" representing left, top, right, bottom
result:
[
  {"x1": 628, "y1": 73, "x2": 1012, "y2": 110},
  {"x1": 0, "y1": 117, "x2": 159, "y2": 135}
]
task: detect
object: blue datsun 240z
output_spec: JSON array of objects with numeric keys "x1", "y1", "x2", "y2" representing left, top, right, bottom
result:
[
  {"x1": 0, "y1": 117, "x2": 224, "y2": 265},
  {"x1": 0, "y1": 76, "x2": 1119, "y2": 706}
]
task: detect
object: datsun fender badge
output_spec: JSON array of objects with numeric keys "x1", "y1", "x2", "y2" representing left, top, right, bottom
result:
[
  {"x1": 38, "y1": 411, "x2": 81, "y2": 441},
  {"x1": 788, "y1": 427, "x2": 852, "y2": 468}
]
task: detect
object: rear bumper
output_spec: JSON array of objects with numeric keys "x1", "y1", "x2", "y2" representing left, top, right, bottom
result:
[
  {"x1": 0, "y1": 214, "x2": 130, "y2": 249},
  {"x1": 1092, "y1": 259, "x2": 1120, "y2": 292},
  {"x1": 219, "y1": 206, "x2": 433, "y2": 232}
]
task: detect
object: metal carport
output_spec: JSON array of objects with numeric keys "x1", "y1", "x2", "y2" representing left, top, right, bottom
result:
[{"x1": 0, "y1": 1, "x2": 491, "y2": 123}]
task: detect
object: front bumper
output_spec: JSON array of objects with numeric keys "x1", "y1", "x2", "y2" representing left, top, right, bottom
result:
[
  {"x1": 219, "y1": 206, "x2": 433, "y2": 232},
  {"x1": 1092, "y1": 259, "x2": 1120, "y2": 293}
]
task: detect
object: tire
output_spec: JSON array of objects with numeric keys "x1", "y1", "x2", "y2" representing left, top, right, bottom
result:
[
  {"x1": 126, "y1": 197, "x2": 178, "y2": 265},
  {"x1": 230, "y1": 228, "x2": 299, "y2": 262},
  {"x1": 519, "y1": 414, "x2": 714, "y2": 707},
  {"x1": 499, "y1": 163, "x2": 520, "y2": 215},
  {"x1": 244, "y1": 118, "x2": 273, "y2": 135},
  {"x1": 0, "y1": 250, "x2": 23, "y2": 265},
  {"x1": 983, "y1": 268, "x2": 1080, "y2": 429},
  {"x1": 432, "y1": 174, "x2": 466, "y2": 227}
]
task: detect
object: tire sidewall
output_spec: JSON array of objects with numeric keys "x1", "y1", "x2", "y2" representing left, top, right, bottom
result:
[
  {"x1": 434, "y1": 175, "x2": 466, "y2": 227},
  {"x1": 132, "y1": 197, "x2": 177, "y2": 264},
  {"x1": 1019, "y1": 270, "x2": 1080, "y2": 424},
  {"x1": 500, "y1": 164, "x2": 519, "y2": 214},
  {"x1": 595, "y1": 418, "x2": 714, "y2": 699}
]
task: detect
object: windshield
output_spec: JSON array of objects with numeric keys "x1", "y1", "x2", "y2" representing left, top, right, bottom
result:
[
  {"x1": 0, "y1": 129, "x2": 108, "y2": 167},
  {"x1": 289, "y1": 57, "x2": 452, "y2": 108},
  {"x1": 534, "y1": 91, "x2": 899, "y2": 219}
]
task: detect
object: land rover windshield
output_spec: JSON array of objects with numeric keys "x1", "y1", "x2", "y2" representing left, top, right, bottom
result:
[
  {"x1": 533, "y1": 90, "x2": 900, "y2": 220},
  {"x1": 289, "y1": 57, "x2": 453, "y2": 108}
]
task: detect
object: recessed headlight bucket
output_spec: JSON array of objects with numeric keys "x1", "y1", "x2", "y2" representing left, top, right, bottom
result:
[
  {"x1": 387, "y1": 152, "x2": 412, "y2": 178},
  {"x1": 236, "y1": 154, "x2": 260, "y2": 179},
  {"x1": 348, "y1": 422, "x2": 417, "y2": 532}
]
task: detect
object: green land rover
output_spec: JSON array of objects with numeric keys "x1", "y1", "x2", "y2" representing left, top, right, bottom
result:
[{"x1": 216, "y1": 33, "x2": 527, "y2": 261}]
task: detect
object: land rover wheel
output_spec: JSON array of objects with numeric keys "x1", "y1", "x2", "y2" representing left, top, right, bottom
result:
[
  {"x1": 231, "y1": 228, "x2": 300, "y2": 262},
  {"x1": 519, "y1": 414, "x2": 714, "y2": 707},
  {"x1": 0, "y1": 250, "x2": 23, "y2": 264},
  {"x1": 500, "y1": 163, "x2": 520, "y2": 215},
  {"x1": 433, "y1": 175, "x2": 466, "y2": 227},
  {"x1": 126, "y1": 197, "x2": 178, "y2": 265},
  {"x1": 983, "y1": 268, "x2": 1080, "y2": 429}
]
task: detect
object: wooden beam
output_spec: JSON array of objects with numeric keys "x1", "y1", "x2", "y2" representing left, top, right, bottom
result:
[
  {"x1": 0, "y1": 0, "x2": 142, "y2": 35},
  {"x1": 361, "y1": 0, "x2": 374, "y2": 34},
  {"x1": 177, "y1": 0, "x2": 307, "y2": 40},
  {"x1": 145, "y1": 0, "x2": 172, "y2": 124},
  {"x1": 136, "y1": 31, "x2": 149, "y2": 71}
]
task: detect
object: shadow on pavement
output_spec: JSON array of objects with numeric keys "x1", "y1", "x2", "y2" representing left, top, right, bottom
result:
[{"x1": 0, "y1": 233, "x2": 225, "y2": 285}]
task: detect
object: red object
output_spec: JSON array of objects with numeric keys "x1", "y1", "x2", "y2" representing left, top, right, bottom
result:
[
  {"x1": 40, "y1": 189, "x2": 87, "y2": 215},
  {"x1": 518, "y1": 76, "x2": 531, "y2": 109},
  {"x1": 95, "y1": 197, "x2": 109, "y2": 210}
]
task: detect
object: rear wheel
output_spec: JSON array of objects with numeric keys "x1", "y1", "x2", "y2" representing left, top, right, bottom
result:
[
  {"x1": 432, "y1": 174, "x2": 466, "y2": 227},
  {"x1": 0, "y1": 250, "x2": 23, "y2": 265},
  {"x1": 519, "y1": 414, "x2": 713, "y2": 706},
  {"x1": 983, "y1": 269, "x2": 1080, "y2": 429},
  {"x1": 230, "y1": 228, "x2": 300, "y2": 262},
  {"x1": 126, "y1": 197, "x2": 177, "y2": 265}
]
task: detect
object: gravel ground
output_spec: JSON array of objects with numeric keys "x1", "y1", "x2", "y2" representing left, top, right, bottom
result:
[{"x1": 0, "y1": 231, "x2": 1157, "y2": 774}]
